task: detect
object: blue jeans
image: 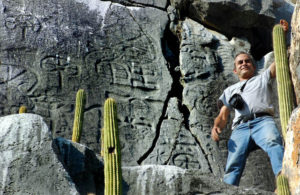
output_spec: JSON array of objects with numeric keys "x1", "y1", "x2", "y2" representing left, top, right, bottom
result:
[{"x1": 223, "y1": 116, "x2": 284, "y2": 186}]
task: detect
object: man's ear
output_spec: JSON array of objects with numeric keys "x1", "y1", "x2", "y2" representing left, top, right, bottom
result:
[{"x1": 233, "y1": 69, "x2": 237, "y2": 74}]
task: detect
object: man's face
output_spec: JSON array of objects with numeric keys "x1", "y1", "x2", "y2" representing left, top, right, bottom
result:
[{"x1": 233, "y1": 54, "x2": 256, "y2": 80}]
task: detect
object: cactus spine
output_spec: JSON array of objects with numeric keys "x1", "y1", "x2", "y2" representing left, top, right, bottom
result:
[
  {"x1": 19, "y1": 106, "x2": 27, "y2": 114},
  {"x1": 71, "y1": 89, "x2": 86, "y2": 143},
  {"x1": 103, "y1": 98, "x2": 122, "y2": 195},
  {"x1": 276, "y1": 174, "x2": 290, "y2": 195},
  {"x1": 273, "y1": 24, "x2": 294, "y2": 140}
]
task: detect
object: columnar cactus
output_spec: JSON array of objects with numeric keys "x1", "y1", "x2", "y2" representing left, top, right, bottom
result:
[
  {"x1": 103, "y1": 98, "x2": 122, "y2": 195},
  {"x1": 101, "y1": 128, "x2": 104, "y2": 157},
  {"x1": 71, "y1": 89, "x2": 86, "y2": 143},
  {"x1": 19, "y1": 105, "x2": 27, "y2": 114},
  {"x1": 273, "y1": 24, "x2": 294, "y2": 140},
  {"x1": 276, "y1": 174, "x2": 291, "y2": 195}
]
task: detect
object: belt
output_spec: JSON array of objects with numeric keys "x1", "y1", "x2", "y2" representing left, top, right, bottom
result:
[{"x1": 234, "y1": 112, "x2": 272, "y2": 126}]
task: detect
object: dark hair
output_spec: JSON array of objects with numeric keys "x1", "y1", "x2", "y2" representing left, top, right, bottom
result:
[{"x1": 233, "y1": 52, "x2": 256, "y2": 70}]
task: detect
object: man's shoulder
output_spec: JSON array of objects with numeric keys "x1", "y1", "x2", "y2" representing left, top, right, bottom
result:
[
  {"x1": 225, "y1": 81, "x2": 242, "y2": 91},
  {"x1": 250, "y1": 68, "x2": 272, "y2": 83},
  {"x1": 221, "y1": 82, "x2": 241, "y2": 97}
]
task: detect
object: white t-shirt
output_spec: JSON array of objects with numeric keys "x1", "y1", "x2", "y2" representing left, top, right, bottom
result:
[{"x1": 219, "y1": 68, "x2": 275, "y2": 129}]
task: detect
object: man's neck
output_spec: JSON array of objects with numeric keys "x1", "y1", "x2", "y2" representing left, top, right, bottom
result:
[
  {"x1": 239, "y1": 78, "x2": 249, "y2": 81},
  {"x1": 239, "y1": 74, "x2": 254, "y2": 81}
]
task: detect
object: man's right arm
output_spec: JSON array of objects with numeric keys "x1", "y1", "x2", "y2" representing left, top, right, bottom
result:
[{"x1": 211, "y1": 105, "x2": 230, "y2": 142}]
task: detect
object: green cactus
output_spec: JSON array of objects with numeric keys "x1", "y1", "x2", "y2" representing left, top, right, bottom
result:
[
  {"x1": 71, "y1": 89, "x2": 86, "y2": 143},
  {"x1": 19, "y1": 105, "x2": 27, "y2": 114},
  {"x1": 100, "y1": 128, "x2": 104, "y2": 157},
  {"x1": 273, "y1": 24, "x2": 294, "y2": 140},
  {"x1": 276, "y1": 174, "x2": 290, "y2": 195},
  {"x1": 103, "y1": 98, "x2": 122, "y2": 195}
]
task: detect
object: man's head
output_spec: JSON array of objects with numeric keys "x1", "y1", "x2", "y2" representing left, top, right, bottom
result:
[{"x1": 233, "y1": 52, "x2": 256, "y2": 81}]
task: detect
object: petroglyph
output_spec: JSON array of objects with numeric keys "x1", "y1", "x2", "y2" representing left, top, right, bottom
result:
[
  {"x1": 168, "y1": 129, "x2": 210, "y2": 171},
  {"x1": 5, "y1": 14, "x2": 41, "y2": 32},
  {"x1": 0, "y1": 63, "x2": 38, "y2": 95},
  {"x1": 40, "y1": 55, "x2": 79, "y2": 91}
]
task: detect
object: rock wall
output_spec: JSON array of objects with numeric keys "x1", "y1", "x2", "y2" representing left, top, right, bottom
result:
[
  {"x1": 0, "y1": 0, "x2": 296, "y2": 193},
  {"x1": 290, "y1": 1, "x2": 300, "y2": 104},
  {"x1": 0, "y1": 0, "x2": 172, "y2": 166},
  {"x1": 282, "y1": 1, "x2": 300, "y2": 195},
  {"x1": 283, "y1": 107, "x2": 300, "y2": 195}
]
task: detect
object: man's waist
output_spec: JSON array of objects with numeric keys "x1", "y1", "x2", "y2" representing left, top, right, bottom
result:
[{"x1": 234, "y1": 112, "x2": 272, "y2": 126}]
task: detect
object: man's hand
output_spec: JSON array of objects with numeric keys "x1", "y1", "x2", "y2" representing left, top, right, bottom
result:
[
  {"x1": 211, "y1": 126, "x2": 222, "y2": 141},
  {"x1": 280, "y1": 19, "x2": 289, "y2": 32},
  {"x1": 211, "y1": 105, "x2": 230, "y2": 142}
]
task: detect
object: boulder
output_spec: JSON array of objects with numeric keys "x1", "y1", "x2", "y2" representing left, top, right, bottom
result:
[
  {"x1": 289, "y1": 1, "x2": 300, "y2": 104},
  {"x1": 282, "y1": 106, "x2": 300, "y2": 195},
  {"x1": 54, "y1": 137, "x2": 105, "y2": 195},
  {"x1": 282, "y1": 3, "x2": 300, "y2": 192},
  {"x1": 0, "y1": 114, "x2": 78, "y2": 194}
]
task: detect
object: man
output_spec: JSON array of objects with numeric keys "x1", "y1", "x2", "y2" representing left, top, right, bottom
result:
[
  {"x1": 212, "y1": 20, "x2": 289, "y2": 186},
  {"x1": 211, "y1": 51, "x2": 285, "y2": 186}
]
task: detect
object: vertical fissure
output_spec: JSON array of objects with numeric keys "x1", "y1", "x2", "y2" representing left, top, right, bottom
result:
[{"x1": 137, "y1": 22, "x2": 183, "y2": 164}]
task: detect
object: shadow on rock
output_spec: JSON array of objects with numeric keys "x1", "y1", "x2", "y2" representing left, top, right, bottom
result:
[{"x1": 53, "y1": 137, "x2": 105, "y2": 195}]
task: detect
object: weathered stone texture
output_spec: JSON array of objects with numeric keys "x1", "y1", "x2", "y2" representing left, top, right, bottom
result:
[
  {"x1": 289, "y1": 2, "x2": 300, "y2": 104},
  {"x1": 54, "y1": 137, "x2": 105, "y2": 195},
  {"x1": 170, "y1": 0, "x2": 294, "y2": 59},
  {"x1": 282, "y1": 4, "x2": 300, "y2": 193},
  {"x1": 122, "y1": 165, "x2": 275, "y2": 195},
  {"x1": 103, "y1": 0, "x2": 167, "y2": 8},
  {"x1": 0, "y1": 0, "x2": 172, "y2": 166},
  {"x1": 0, "y1": 114, "x2": 78, "y2": 194},
  {"x1": 143, "y1": 98, "x2": 211, "y2": 172},
  {"x1": 282, "y1": 106, "x2": 300, "y2": 195}
]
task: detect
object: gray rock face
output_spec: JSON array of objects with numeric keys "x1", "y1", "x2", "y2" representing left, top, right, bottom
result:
[
  {"x1": 103, "y1": 0, "x2": 167, "y2": 8},
  {"x1": 122, "y1": 165, "x2": 275, "y2": 195},
  {"x1": 54, "y1": 137, "x2": 104, "y2": 195},
  {"x1": 282, "y1": 106, "x2": 300, "y2": 195},
  {"x1": 0, "y1": 114, "x2": 78, "y2": 194},
  {"x1": 175, "y1": 18, "x2": 233, "y2": 179},
  {"x1": 289, "y1": 1, "x2": 300, "y2": 104},
  {"x1": 0, "y1": 0, "x2": 172, "y2": 166},
  {"x1": 282, "y1": 3, "x2": 300, "y2": 195},
  {"x1": 170, "y1": 0, "x2": 294, "y2": 59},
  {"x1": 143, "y1": 98, "x2": 211, "y2": 172}
]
